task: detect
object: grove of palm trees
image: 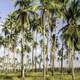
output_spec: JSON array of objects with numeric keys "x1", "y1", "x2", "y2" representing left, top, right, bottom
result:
[{"x1": 0, "y1": 0, "x2": 80, "y2": 80}]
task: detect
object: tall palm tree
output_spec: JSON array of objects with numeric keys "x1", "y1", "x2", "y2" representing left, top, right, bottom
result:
[
  {"x1": 29, "y1": 12, "x2": 40, "y2": 72},
  {"x1": 59, "y1": 0, "x2": 80, "y2": 80},
  {"x1": 4, "y1": 14, "x2": 17, "y2": 72},
  {"x1": 12, "y1": 0, "x2": 33, "y2": 79},
  {"x1": 1, "y1": 21, "x2": 10, "y2": 72},
  {"x1": 39, "y1": 0, "x2": 63, "y2": 79}
]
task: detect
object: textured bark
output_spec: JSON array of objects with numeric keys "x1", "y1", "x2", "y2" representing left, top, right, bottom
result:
[{"x1": 21, "y1": 39, "x2": 25, "y2": 80}]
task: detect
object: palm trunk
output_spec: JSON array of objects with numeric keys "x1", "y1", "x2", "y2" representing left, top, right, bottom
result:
[
  {"x1": 61, "y1": 44, "x2": 63, "y2": 73},
  {"x1": 39, "y1": 63, "x2": 41, "y2": 71},
  {"x1": 4, "y1": 33, "x2": 6, "y2": 72},
  {"x1": 46, "y1": 35, "x2": 48, "y2": 75},
  {"x1": 51, "y1": 35, "x2": 55, "y2": 76},
  {"x1": 3, "y1": 46, "x2": 6, "y2": 72},
  {"x1": 12, "y1": 47, "x2": 16, "y2": 72},
  {"x1": 21, "y1": 38, "x2": 25, "y2": 80},
  {"x1": 52, "y1": 53, "x2": 54, "y2": 76},
  {"x1": 43, "y1": 11, "x2": 46, "y2": 80},
  {"x1": 43, "y1": 46, "x2": 46, "y2": 80},
  {"x1": 51, "y1": 47, "x2": 55, "y2": 76},
  {"x1": 61, "y1": 43, "x2": 64, "y2": 80},
  {"x1": 71, "y1": 40, "x2": 75, "y2": 80},
  {"x1": 32, "y1": 31, "x2": 35, "y2": 72},
  {"x1": 32, "y1": 46, "x2": 34, "y2": 72},
  {"x1": 35, "y1": 31, "x2": 37, "y2": 72},
  {"x1": 41, "y1": 47, "x2": 43, "y2": 71},
  {"x1": 13, "y1": 50, "x2": 16, "y2": 72},
  {"x1": 68, "y1": 48, "x2": 72, "y2": 73},
  {"x1": 20, "y1": 14, "x2": 26, "y2": 79},
  {"x1": 46, "y1": 54, "x2": 48, "y2": 75}
]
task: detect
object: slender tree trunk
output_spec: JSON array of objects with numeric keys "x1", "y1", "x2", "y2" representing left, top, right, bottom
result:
[
  {"x1": 52, "y1": 53, "x2": 54, "y2": 76},
  {"x1": 45, "y1": 35, "x2": 49, "y2": 75},
  {"x1": 41, "y1": 47, "x2": 43, "y2": 72},
  {"x1": 61, "y1": 43, "x2": 64, "y2": 80},
  {"x1": 61, "y1": 44, "x2": 63, "y2": 73},
  {"x1": 32, "y1": 31, "x2": 35, "y2": 72},
  {"x1": 51, "y1": 47, "x2": 55, "y2": 76},
  {"x1": 45, "y1": 45, "x2": 47, "y2": 75},
  {"x1": 34, "y1": 53, "x2": 36, "y2": 72},
  {"x1": 51, "y1": 37, "x2": 56, "y2": 76},
  {"x1": 39, "y1": 63, "x2": 41, "y2": 71},
  {"x1": 21, "y1": 39, "x2": 25, "y2": 80},
  {"x1": 43, "y1": 12, "x2": 46, "y2": 80},
  {"x1": 3, "y1": 47, "x2": 6, "y2": 72},
  {"x1": 43, "y1": 45, "x2": 46, "y2": 80},
  {"x1": 35, "y1": 31, "x2": 37, "y2": 72},
  {"x1": 13, "y1": 48, "x2": 16, "y2": 72},
  {"x1": 68, "y1": 48, "x2": 72, "y2": 73},
  {"x1": 71, "y1": 40, "x2": 75, "y2": 80},
  {"x1": 32, "y1": 46, "x2": 34, "y2": 72},
  {"x1": 46, "y1": 54, "x2": 48, "y2": 75}
]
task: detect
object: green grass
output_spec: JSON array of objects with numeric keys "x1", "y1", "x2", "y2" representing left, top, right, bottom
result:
[{"x1": 0, "y1": 71, "x2": 80, "y2": 80}]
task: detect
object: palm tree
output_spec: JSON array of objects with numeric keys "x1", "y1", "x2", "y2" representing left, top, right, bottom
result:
[
  {"x1": 4, "y1": 14, "x2": 17, "y2": 72},
  {"x1": 1, "y1": 21, "x2": 10, "y2": 72},
  {"x1": 29, "y1": 12, "x2": 40, "y2": 72},
  {"x1": 31, "y1": 0, "x2": 64, "y2": 79},
  {"x1": 12, "y1": 0, "x2": 33, "y2": 79},
  {"x1": 59, "y1": 0, "x2": 80, "y2": 80},
  {"x1": 39, "y1": 0, "x2": 66, "y2": 78},
  {"x1": 39, "y1": 1, "x2": 62, "y2": 79}
]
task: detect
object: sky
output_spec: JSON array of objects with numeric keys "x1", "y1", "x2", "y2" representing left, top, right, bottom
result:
[
  {"x1": 0, "y1": 0, "x2": 14, "y2": 21},
  {"x1": 0, "y1": 0, "x2": 80, "y2": 68}
]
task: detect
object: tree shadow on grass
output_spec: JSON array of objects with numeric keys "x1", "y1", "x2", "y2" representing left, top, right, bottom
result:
[{"x1": 3, "y1": 76, "x2": 13, "y2": 80}]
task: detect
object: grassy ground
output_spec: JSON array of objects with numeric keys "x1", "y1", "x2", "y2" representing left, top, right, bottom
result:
[{"x1": 0, "y1": 71, "x2": 80, "y2": 80}]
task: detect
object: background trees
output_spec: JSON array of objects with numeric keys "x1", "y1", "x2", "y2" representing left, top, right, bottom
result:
[{"x1": 0, "y1": 0, "x2": 80, "y2": 80}]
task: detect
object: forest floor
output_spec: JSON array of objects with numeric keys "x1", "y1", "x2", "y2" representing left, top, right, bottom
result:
[{"x1": 0, "y1": 71, "x2": 80, "y2": 80}]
